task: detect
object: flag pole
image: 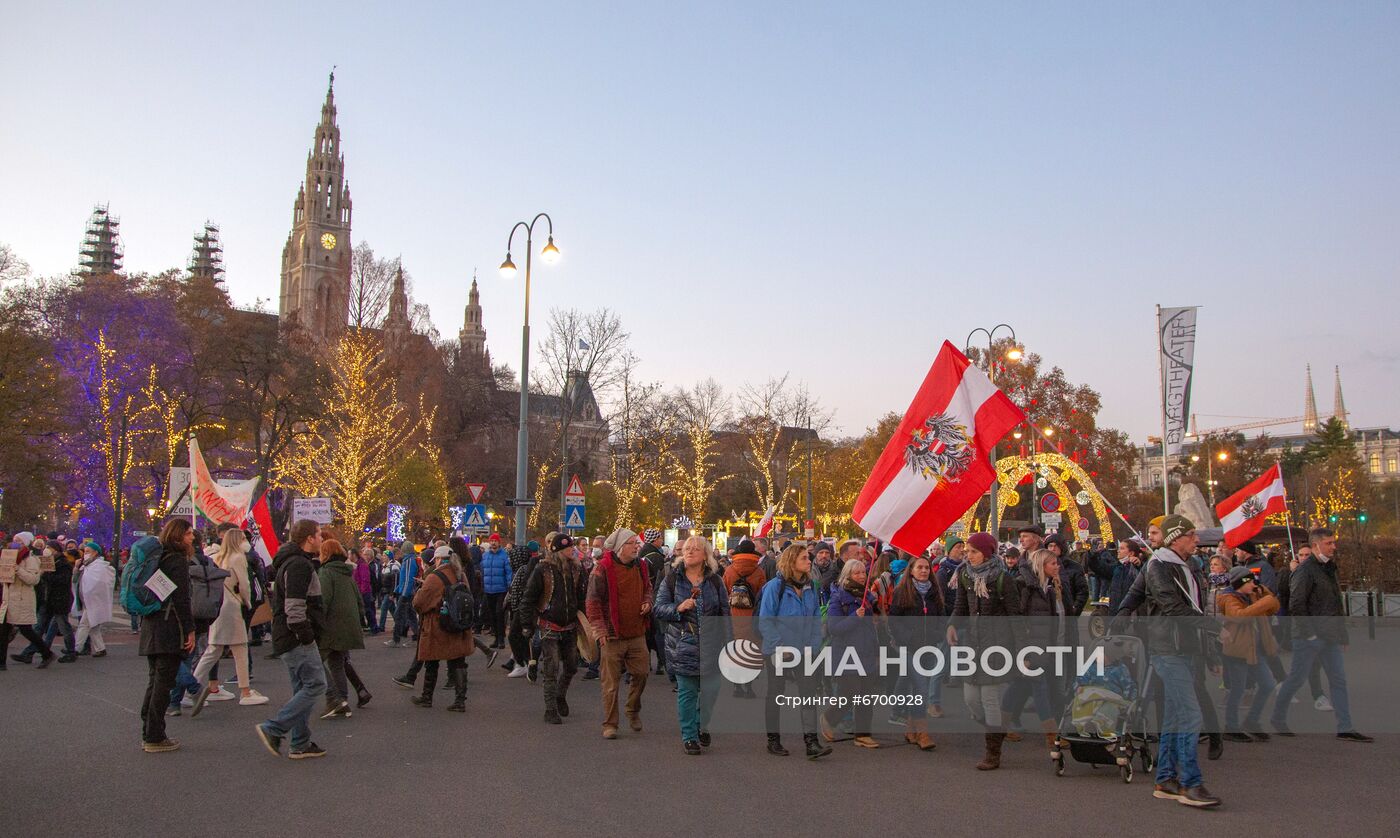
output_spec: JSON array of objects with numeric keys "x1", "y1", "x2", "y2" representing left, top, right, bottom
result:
[
  {"x1": 1156, "y1": 304, "x2": 1170, "y2": 517},
  {"x1": 1277, "y1": 458, "x2": 1299, "y2": 560},
  {"x1": 1020, "y1": 415, "x2": 1139, "y2": 537}
]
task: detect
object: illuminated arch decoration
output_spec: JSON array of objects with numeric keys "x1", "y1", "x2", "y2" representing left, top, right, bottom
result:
[{"x1": 957, "y1": 452, "x2": 1113, "y2": 541}]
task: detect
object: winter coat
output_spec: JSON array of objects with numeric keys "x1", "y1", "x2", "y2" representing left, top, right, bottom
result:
[
  {"x1": 75, "y1": 557, "x2": 116, "y2": 627},
  {"x1": 1060, "y1": 557, "x2": 1090, "y2": 615},
  {"x1": 504, "y1": 547, "x2": 536, "y2": 613},
  {"x1": 652, "y1": 564, "x2": 730, "y2": 678},
  {"x1": 888, "y1": 582, "x2": 947, "y2": 648},
  {"x1": 43, "y1": 557, "x2": 76, "y2": 617},
  {"x1": 413, "y1": 564, "x2": 475, "y2": 661},
  {"x1": 811, "y1": 558, "x2": 840, "y2": 605},
  {"x1": 1217, "y1": 587, "x2": 1279, "y2": 664},
  {"x1": 368, "y1": 559, "x2": 384, "y2": 598},
  {"x1": 1107, "y1": 560, "x2": 1142, "y2": 614},
  {"x1": 1288, "y1": 557, "x2": 1347, "y2": 644},
  {"x1": 949, "y1": 562, "x2": 1024, "y2": 685},
  {"x1": 479, "y1": 547, "x2": 513, "y2": 594},
  {"x1": 138, "y1": 547, "x2": 194, "y2": 657},
  {"x1": 1019, "y1": 577, "x2": 1070, "y2": 671},
  {"x1": 352, "y1": 560, "x2": 373, "y2": 596},
  {"x1": 723, "y1": 554, "x2": 767, "y2": 644},
  {"x1": 757, "y1": 575, "x2": 822, "y2": 655},
  {"x1": 1139, "y1": 549, "x2": 1206, "y2": 657},
  {"x1": 270, "y1": 543, "x2": 324, "y2": 656},
  {"x1": 1244, "y1": 557, "x2": 1278, "y2": 593},
  {"x1": 585, "y1": 554, "x2": 654, "y2": 641},
  {"x1": 520, "y1": 555, "x2": 587, "y2": 630},
  {"x1": 639, "y1": 542, "x2": 667, "y2": 589},
  {"x1": 318, "y1": 557, "x2": 366, "y2": 652},
  {"x1": 205, "y1": 549, "x2": 249, "y2": 646},
  {"x1": 826, "y1": 585, "x2": 880, "y2": 673},
  {"x1": 935, "y1": 558, "x2": 964, "y2": 609},
  {"x1": 2, "y1": 552, "x2": 41, "y2": 626}
]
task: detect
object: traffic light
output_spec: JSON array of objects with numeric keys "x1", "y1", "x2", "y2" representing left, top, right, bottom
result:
[
  {"x1": 1358, "y1": 511, "x2": 1368, "y2": 523},
  {"x1": 1328, "y1": 513, "x2": 1339, "y2": 524}
]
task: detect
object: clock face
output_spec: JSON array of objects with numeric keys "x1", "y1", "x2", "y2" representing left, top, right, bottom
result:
[{"x1": 320, "y1": 232, "x2": 337, "y2": 250}]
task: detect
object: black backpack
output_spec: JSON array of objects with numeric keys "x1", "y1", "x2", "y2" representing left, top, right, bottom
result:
[
  {"x1": 728, "y1": 572, "x2": 758, "y2": 611},
  {"x1": 433, "y1": 569, "x2": 474, "y2": 634}
]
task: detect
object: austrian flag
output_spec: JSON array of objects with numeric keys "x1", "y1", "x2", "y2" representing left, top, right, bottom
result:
[
  {"x1": 852, "y1": 341, "x2": 1025, "y2": 555},
  {"x1": 1216, "y1": 464, "x2": 1287, "y2": 548}
]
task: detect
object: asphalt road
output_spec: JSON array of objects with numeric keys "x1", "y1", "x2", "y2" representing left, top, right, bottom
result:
[{"x1": 2, "y1": 626, "x2": 1396, "y2": 838}]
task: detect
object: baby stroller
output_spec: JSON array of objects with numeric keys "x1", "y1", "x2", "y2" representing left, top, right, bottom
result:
[{"x1": 1051, "y1": 635, "x2": 1154, "y2": 783}]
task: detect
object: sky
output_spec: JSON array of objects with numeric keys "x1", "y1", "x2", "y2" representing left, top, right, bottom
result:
[{"x1": 3, "y1": 1, "x2": 1398, "y2": 442}]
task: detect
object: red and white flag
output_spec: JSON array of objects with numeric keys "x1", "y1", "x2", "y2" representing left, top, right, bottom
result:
[
  {"x1": 754, "y1": 505, "x2": 778, "y2": 539},
  {"x1": 245, "y1": 493, "x2": 280, "y2": 568},
  {"x1": 852, "y1": 341, "x2": 1025, "y2": 554},
  {"x1": 1216, "y1": 464, "x2": 1287, "y2": 548}
]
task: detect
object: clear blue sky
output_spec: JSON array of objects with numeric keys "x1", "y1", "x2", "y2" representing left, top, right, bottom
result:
[{"x1": 3, "y1": 2, "x2": 1398, "y2": 441}]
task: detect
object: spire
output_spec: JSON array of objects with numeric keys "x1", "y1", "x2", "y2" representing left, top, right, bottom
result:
[
  {"x1": 188, "y1": 221, "x2": 225, "y2": 283},
  {"x1": 1303, "y1": 364, "x2": 1319, "y2": 433},
  {"x1": 79, "y1": 204, "x2": 123, "y2": 276},
  {"x1": 1333, "y1": 366, "x2": 1348, "y2": 430},
  {"x1": 384, "y1": 259, "x2": 409, "y2": 332},
  {"x1": 459, "y1": 269, "x2": 489, "y2": 366}
]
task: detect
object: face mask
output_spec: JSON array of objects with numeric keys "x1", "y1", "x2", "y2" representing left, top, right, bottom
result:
[{"x1": 241, "y1": 540, "x2": 252, "y2": 553}]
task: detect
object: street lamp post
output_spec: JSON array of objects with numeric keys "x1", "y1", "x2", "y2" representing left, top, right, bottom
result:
[
  {"x1": 965, "y1": 325, "x2": 1023, "y2": 538},
  {"x1": 499, "y1": 213, "x2": 560, "y2": 545},
  {"x1": 1192, "y1": 449, "x2": 1229, "y2": 506}
]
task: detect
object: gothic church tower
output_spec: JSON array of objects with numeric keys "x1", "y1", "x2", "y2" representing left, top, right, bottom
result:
[{"x1": 279, "y1": 71, "x2": 353, "y2": 340}]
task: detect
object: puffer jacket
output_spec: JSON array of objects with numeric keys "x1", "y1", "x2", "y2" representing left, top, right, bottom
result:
[
  {"x1": 480, "y1": 546, "x2": 512, "y2": 594},
  {"x1": 826, "y1": 584, "x2": 879, "y2": 672},
  {"x1": 757, "y1": 575, "x2": 822, "y2": 655},
  {"x1": 1288, "y1": 557, "x2": 1347, "y2": 644},
  {"x1": 652, "y1": 563, "x2": 729, "y2": 678},
  {"x1": 270, "y1": 542, "x2": 323, "y2": 656},
  {"x1": 949, "y1": 562, "x2": 1024, "y2": 684}
]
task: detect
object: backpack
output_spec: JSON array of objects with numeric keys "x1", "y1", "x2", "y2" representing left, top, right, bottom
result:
[
  {"x1": 119, "y1": 536, "x2": 166, "y2": 617},
  {"x1": 434, "y1": 569, "x2": 474, "y2": 634},
  {"x1": 188, "y1": 556, "x2": 231, "y2": 621},
  {"x1": 728, "y1": 570, "x2": 758, "y2": 611}
]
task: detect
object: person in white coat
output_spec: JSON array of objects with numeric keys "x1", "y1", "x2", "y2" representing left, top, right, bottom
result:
[
  {"x1": 73, "y1": 540, "x2": 116, "y2": 657},
  {"x1": 191, "y1": 529, "x2": 267, "y2": 713},
  {"x1": 1, "y1": 533, "x2": 57, "y2": 667}
]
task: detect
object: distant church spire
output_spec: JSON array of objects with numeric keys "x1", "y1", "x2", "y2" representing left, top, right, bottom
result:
[
  {"x1": 79, "y1": 204, "x2": 123, "y2": 276},
  {"x1": 188, "y1": 221, "x2": 225, "y2": 284},
  {"x1": 1303, "y1": 364, "x2": 1319, "y2": 433},
  {"x1": 384, "y1": 259, "x2": 409, "y2": 336},
  {"x1": 1333, "y1": 366, "x2": 1348, "y2": 430},
  {"x1": 458, "y1": 270, "x2": 489, "y2": 369}
]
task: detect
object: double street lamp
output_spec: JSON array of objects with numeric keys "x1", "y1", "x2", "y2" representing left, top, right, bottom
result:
[
  {"x1": 500, "y1": 213, "x2": 560, "y2": 544},
  {"x1": 1192, "y1": 449, "x2": 1229, "y2": 506},
  {"x1": 965, "y1": 324, "x2": 1024, "y2": 537}
]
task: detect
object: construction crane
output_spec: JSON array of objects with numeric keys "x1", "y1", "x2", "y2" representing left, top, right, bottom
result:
[{"x1": 1187, "y1": 413, "x2": 1334, "y2": 438}]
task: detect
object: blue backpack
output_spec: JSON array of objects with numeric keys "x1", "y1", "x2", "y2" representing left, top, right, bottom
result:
[{"x1": 120, "y1": 536, "x2": 165, "y2": 617}]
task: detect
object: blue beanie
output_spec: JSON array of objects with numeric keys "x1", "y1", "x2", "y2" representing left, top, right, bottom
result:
[{"x1": 890, "y1": 558, "x2": 908, "y2": 576}]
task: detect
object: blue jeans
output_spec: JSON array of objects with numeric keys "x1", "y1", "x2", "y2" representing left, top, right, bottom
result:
[
  {"x1": 263, "y1": 641, "x2": 327, "y2": 750},
  {"x1": 675, "y1": 674, "x2": 720, "y2": 742},
  {"x1": 377, "y1": 594, "x2": 395, "y2": 633},
  {"x1": 1272, "y1": 638, "x2": 1352, "y2": 732},
  {"x1": 1223, "y1": 656, "x2": 1275, "y2": 730},
  {"x1": 392, "y1": 595, "x2": 419, "y2": 642},
  {"x1": 22, "y1": 611, "x2": 76, "y2": 656},
  {"x1": 1152, "y1": 655, "x2": 1203, "y2": 789},
  {"x1": 171, "y1": 632, "x2": 211, "y2": 703}
]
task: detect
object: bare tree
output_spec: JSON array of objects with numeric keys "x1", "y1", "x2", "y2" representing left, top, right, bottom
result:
[
  {"x1": 735, "y1": 375, "x2": 830, "y2": 515},
  {"x1": 607, "y1": 354, "x2": 677, "y2": 530},
  {"x1": 668, "y1": 378, "x2": 733, "y2": 522},
  {"x1": 348, "y1": 241, "x2": 394, "y2": 329},
  {"x1": 0, "y1": 243, "x2": 30, "y2": 285}
]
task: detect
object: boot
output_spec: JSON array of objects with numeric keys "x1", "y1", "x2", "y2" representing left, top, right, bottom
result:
[
  {"x1": 556, "y1": 682, "x2": 572, "y2": 718},
  {"x1": 976, "y1": 731, "x2": 1006, "y2": 770},
  {"x1": 447, "y1": 675, "x2": 467, "y2": 713},
  {"x1": 804, "y1": 732, "x2": 833, "y2": 760},
  {"x1": 543, "y1": 683, "x2": 562, "y2": 724},
  {"x1": 411, "y1": 666, "x2": 437, "y2": 708},
  {"x1": 766, "y1": 733, "x2": 789, "y2": 756},
  {"x1": 911, "y1": 717, "x2": 936, "y2": 751}
]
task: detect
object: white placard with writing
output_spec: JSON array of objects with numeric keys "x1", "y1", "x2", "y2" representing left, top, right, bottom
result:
[{"x1": 144, "y1": 569, "x2": 177, "y2": 602}]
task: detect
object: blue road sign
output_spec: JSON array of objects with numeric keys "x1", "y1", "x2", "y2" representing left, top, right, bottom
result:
[
  {"x1": 464, "y1": 504, "x2": 488, "y2": 529},
  {"x1": 564, "y1": 506, "x2": 585, "y2": 530}
]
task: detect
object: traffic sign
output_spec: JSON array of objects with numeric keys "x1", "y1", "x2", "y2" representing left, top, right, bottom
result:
[
  {"x1": 1040, "y1": 512, "x2": 1063, "y2": 524},
  {"x1": 1040, "y1": 493, "x2": 1061, "y2": 514},
  {"x1": 564, "y1": 506, "x2": 585, "y2": 530},
  {"x1": 1077, "y1": 517, "x2": 1091, "y2": 532},
  {"x1": 466, "y1": 483, "x2": 486, "y2": 504},
  {"x1": 565, "y1": 475, "x2": 585, "y2": 503},
  {"x1": 463, "y1": 504, "x2": 488, "y2": 529}
]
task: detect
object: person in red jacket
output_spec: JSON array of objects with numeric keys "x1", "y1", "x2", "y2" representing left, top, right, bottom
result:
[
  {"x1": 723, "y1": 539, "x2": 766, "y2": 698},
  {"x1": 585, "y1": 528, "x2": 653, "y2": 740}
]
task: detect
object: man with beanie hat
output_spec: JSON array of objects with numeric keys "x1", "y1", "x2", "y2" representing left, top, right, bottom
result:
[
  {"x1": 521, "y1": 533, "x2": 588, "y2": 723},
  {"x1": 637, "y1": 528, "x2": 668, "y2": 677},
  {"x1": 1139, "y1": 515, "x2": 1220, "y2": 808},
  {"x1": 586, "y1": 528, "x2": 652, "y2": 739}
]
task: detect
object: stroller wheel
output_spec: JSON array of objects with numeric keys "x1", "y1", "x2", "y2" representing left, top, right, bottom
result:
[
  {"x1": 1139, "y1": 749, "x2": 1154, "y2": 773},
  {"x1": 1054, "y1": 755, "x2": 1065, "y2": 776},
  {"x1": 1121, "y1": 763, "x2": 1133, "y2": 783}
]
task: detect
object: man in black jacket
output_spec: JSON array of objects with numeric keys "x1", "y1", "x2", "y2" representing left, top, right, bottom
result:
[
  {"x1": 521, "y1": 533, "x2": 589, "y2": 724},
  {"x1": 255, "y1": 519, "x2": 327, "y2": 760},
  {"x1": 1270, "y1": 528, "x2": 1371, "y2": 742}
]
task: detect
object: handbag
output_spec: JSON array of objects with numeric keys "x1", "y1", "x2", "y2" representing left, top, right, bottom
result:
[
  {"x1": 575, "y1": 609, "x2": 599, "y2": 664},
  {"x1": 249, "y1": 601, "x2": 273, "y2": 627}
]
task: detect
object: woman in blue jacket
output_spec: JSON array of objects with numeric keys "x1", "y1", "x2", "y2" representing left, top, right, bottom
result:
[
  {"x1": 757, "y1": 544, "x2": 831, "y2": 760},
  {"x1": 653, "y1": 536, "x2": 730, "y2": 755},
  {"x1": 821, "y1": 558, "x2": 880, "y2": 749}
]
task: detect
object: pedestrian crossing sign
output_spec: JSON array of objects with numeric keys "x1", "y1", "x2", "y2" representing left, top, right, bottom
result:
[
  {"x1": 464, "y1": 504, "x2": 488, "y2": 529},
  {"x1": 564, "y1": 506, "x2": 585, "y2": 530}
]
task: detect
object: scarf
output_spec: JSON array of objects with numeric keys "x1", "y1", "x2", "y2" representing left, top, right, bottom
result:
[
  {"x1": 1208, "y1": 572, "x2": 1229, "y2": 588},
  {"x1": 964, "y1": 557, "x2": 998, "y2": 600},
  {"x1": 1151, "y1": 547, "x2": 1201, "y2": 612},
  {"x1": 913, "y1": 579, "x2": 932, "y2": 596}
]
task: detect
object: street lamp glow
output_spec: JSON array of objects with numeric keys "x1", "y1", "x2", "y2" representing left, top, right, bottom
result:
[
  {"x1": 1013, "y1": 429, "x2": 1024, "y2": 440},
  {"x1": 1043, "y1": 428, "x2": 1055, "y2": 438},
  {"x1": 1005, "y1": 345, "x2": 1024, "y2": 362},
  {"x1": 1191, "y1": 454, "x2": 1201, "y2": 463},
  {"x1": 541, "y1": 236, "x2": 560, "y2": 264},
  {"x1": 1217, "y1": 451, "x2": 1229, "y2": 462},
  {"x1": 499, "y1": 253, "x2": 517, "y2": 278}
]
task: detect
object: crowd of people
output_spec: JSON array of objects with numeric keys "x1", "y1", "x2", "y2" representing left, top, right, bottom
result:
[{"x1": 0, "y1": 514, "x2": 1375, "y2": 810}]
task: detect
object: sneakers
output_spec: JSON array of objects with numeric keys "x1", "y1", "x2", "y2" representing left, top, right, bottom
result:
[
  {"x1": 289, "y1": 743, "x2": 327, "y2": 760},
  {"x1": 142, "y1": 738, "x2": 181, "y2": 753},
  {"x1": 320, "y1": 700, "x2": 352, "y2": 720},
  {"x1": 93, "y1": 650, "x2": 108, "y2": 658},
  {"x1": 1272, "y1": 722, "x2": 1296, "y2": 737},
  {"x1": 191, "y1": 684, "x2": 213, "y2": 718},
  {"x1": 683, "y1": 739, "x2": 702, "y2": 755},
  {"x1": 508, "y1": 664, "x2": 529, "y2": 678},
  {"x1": 383, "y1": 639, "x2": 403, "y2": 647},
  {"x1": 628, "y1": 714, "x2": 643, "y2": 732},
  {"x1": 1338, "y1": 730, "x2": 1374, "y2": 743},
  {"x1": 484, "y1": 647, "x2": 500, "y2": 668},
  {"x1": 1153, "y1": 779, "x2": 1185, "y2": 801},
  {"x1": 239, "y1": 691, "x2": 270, "y2": 706},
  {"x1": 1180, "y1": 785, "x2": 1222, "y2": 808},
  {"x1": 853, "y1": 736, "x2": 881, "y2": 749},
  {"x1": 1315, "y1": 695, "x2": 1335, "y2": 712},
  {"x1": 255, "y1": 724, "x2": 283, "y2": 757},
  {"x1": 180, "y1": 695, "x2": 195, "y2": 708},
  {"x1": 602, "y1": 726, "x2": 618, "y2": 740},
  {"x1": 207, "y1": 686, "x2": 236, "y2": 702},
  {"x1": 1222, "y1": 731, "x2": 1253, "y2": 743},
  {"x1": 698, "y1": 730, "x2": 711, "y2": 748},
  {"x1": 392, "y1": 675, "x2": 415, "y2": 689}
]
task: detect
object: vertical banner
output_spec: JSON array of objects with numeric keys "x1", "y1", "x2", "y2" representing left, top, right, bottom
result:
[{"x1": 1157, "y1": 306, "x2": 1198, "y2": 456}]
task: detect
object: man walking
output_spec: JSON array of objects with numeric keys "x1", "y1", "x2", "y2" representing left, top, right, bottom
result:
[
  {"x1": 255, "y1": 520, "x2": 327, "y2": 760},
  {"x1": 585, "y1": 527, "x2": 653, "y2": 740},
  {"x1": 1270, "y1": 528, "x2": 1372, "y2": 742}
]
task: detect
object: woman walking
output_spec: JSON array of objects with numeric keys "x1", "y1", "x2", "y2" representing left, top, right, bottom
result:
[
  {"x1": 888, "y1": 554, "x2": 945, "y2": 750},
  {"x1": 1009, "y1": 548, "x2": 1069, "y2": 753},
  {"x1": 410, "y1": 546, "x2": 473, "y2": 711},
  {"x1": 0, "y1": 534, "x2": 56, "y2": 668},
  {"x1": 139, "y1": 523, "x2": 195, "y2": 752},
  {"x1": 190, "y1": 529, "x2": 268, "y2": 715},
  {"x1": 757, "y1": 544, "x2": 832, "y2": 760},
  {"x1": 317, "y1": 538, "x2": 368, "y2": 717},
  {"x1": 73, "y1": 540, "x2": 116, "y2": 659},
  {"x1": 823, "y1": 557, "x2": 881, "y2": 749},
  {"x1": 653, "y1": 536, "x2": 730, "y2": 755},
  {"x1": 947, "y1": 532, "x2": 1023, "y2": 770}
]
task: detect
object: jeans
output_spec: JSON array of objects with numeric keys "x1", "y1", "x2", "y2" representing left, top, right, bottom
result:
[
  {"x1": 675, "y1": 674, "x2": 720, "y2": 741},
  {"x1": 1272, "y1": 638, "x2": 1352, "y2": 732},
  {"x1": 1152, "y1": 655, "x2": 1203, "y2": 789},
  {"x1": 22, "y1": 612, "x2": 75, "y2": 656},
  {"x1": 764, "y1": 656, "x2": 818, "y2": 737},
  {"x1": 377, "y1": 594, "x2": 395, "y2": 634},
  {"x1": 263, "y1": 641, "x2": 327, "y2": 750},
  {"x1": 1223, "y1": 656, "x2": 1275, "y2": 730},
  {"x1": 963, "y1": 682, "x2": 1007, "y2": 729},
  {"x1": 1003, "y1": 674, "x2": 1063, "y2": 723},
  {"x1": 392, "y1": 596, "x2": 418, "y2": 642},
  {"x1": 141, "y1": 654, "x2": 181, "y2": 743},
  {"x1": 171, "y1": 632, "x2": 212, "y2": 703},
  {"x1": 824, "y1": 673, "x2": 874, "y2": 735},
  {"x1": 361, "y1": 592, "x2": 379, "y2": 632}
]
